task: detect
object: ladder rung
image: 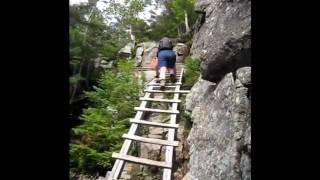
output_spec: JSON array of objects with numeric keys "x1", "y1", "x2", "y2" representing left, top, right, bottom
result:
[
  {"x1": 130, "y1": 119, "x2": 179, "y2": 128},
  {"x1": 147, "y1": 82, "x2": 182, "y2": 86},
  {"x1": 112, "y1": 153, "x2": 171, "y2": 168},
  {"x1": 165, "y1": 73, "x2": 181, "y2": 75},
  {"x1": 122, "y1": 134, "x2": 179, "y2": 146},
  {"x1": 139, "y1": 97, "x2": 181, "y2": 103},
  {"x1": 165, "y1": 75, "x2": 180, "y2": 77},
  {"x1": 155, "y1": 77, "x2": 179, "y2": 79},
  {"x1": 149, "y1": 85, "x2": 178, "y2": 88},
  {"x1": 144, "y1": 90, "x2": 190, "y2": 94},
  {"x1": 134, "y1": 107, "x2": 179, "y2": 114}
]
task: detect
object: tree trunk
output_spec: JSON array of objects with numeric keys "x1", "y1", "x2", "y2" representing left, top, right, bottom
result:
[
  {"x1": 184, "y1": 10, "x2": 190, "y2": 33},
  {"x1": 85, "y1": 60, "x2": 91, "y2": 89},
  {"x1": 70, "y1": 7, "x2": 95, "y2": 104},
  {"x1": 70, "y1": 60, "x2": 84, "y2": 104},
  {"x1": 129, "y1": 25, "x2": 135, "y2": 45}
]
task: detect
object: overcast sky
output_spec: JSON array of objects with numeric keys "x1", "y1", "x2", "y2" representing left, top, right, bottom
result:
[{"x1": 69, "y1": 0, "x2": 164, "y2": 23}]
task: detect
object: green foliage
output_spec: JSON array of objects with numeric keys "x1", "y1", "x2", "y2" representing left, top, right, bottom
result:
[
  {"x1": 70, "y1": 144, "x2": 112, "y2": 173},
  {"x1": 146, "y1": 0, "x2": 197, "y2": 40},
  {"x1": 177, "y1": 96, "x2": 193, "y2": 130},
  {"x1": 131, "y1": 19, "x2": 151, "y2": 43},
  {"x1": 69, "y1": 4, "x2": 132, "y2": 104},
  {"x1": 70, "y1": 74, "x2": 85, "y2": 85},
  {"x1": 146, "y1": 15, "x2": 178, "y2": 40},
  {"x1": 170, "y1": 0, "x2": 197, "y2": 26},
  {"x1": 70, "y1": 60, "x2": 143, "y2": 175},
  {"x1": 184, "y1": 56, "x2": 200, "y2": 87}
]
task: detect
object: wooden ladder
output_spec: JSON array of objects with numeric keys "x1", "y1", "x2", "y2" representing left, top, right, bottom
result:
[{"x1": 107, "y1": 68, "x2": 187, "y2": 180}]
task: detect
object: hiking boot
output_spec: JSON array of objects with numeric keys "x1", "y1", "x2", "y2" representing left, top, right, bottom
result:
[
  {"x1": 170, "y1": 74, "x2": 176, "y2": 83},
  {"x1": 155, "y1": 74, "x2": 160, "y2": 82},
  {"x1": 160, "y1": 79, "x2": 166, "y2": 90}
]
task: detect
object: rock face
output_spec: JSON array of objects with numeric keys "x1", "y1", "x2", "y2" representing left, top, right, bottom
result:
[
  {"x1": 185, "y1": 77, "x2": 216, "y2": 112},
  {"x1": 187, "y1": 69, "x2": 251, "y2": 180},
  {"x1": 191, "y1": 0, "x2": 251, "y2": 83},
  {"x1": 186, "y1": 0, "x2": 251, "y2": 179}
]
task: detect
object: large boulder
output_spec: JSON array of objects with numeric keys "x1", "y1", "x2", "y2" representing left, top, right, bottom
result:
[
  {"x1": 118, "y1": 42, "x2": 135, "y2": 58},
  {"x1": 185, "y1": 77, "x2": 216, "y2": 113},
  {"x1": 191, "y1": 0, "x2": 251, "y2": 83},
  {"x1": 141, "y1": 42, "x2": 158, "y2": 68},
  {"x1": 188, "y1": 69, "x2": 251, "y2": 180},
  {"x1": 173, "y1": 43, "x2": 190, "y2": 63}
]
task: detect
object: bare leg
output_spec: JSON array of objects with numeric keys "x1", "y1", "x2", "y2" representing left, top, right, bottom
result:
[
  {"x1": 159, "y1": 66, "x2": 167, "y2": 90},
  {"x1": 159, "y1": 66, "x2": 167, "y2": 80},
  {"x1": 167, "y1": 68, "x2": 175, "y2": 74},
  {"x1": 167, "y1": 67, "x2": 176, "y2": 83}
]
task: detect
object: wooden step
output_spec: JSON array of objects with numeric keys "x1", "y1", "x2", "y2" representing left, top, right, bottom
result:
[
  {"x1": 134, "y1": 107, "x2": 179, "y2": 114},
  {"x1": 144, "y1": 90, "x2": 190, "y2": 94},
  {"x1": 112, "y1": 153, "x2": 171, "y2": 168},
  {"x1": 147, "y1": 82, "x2": 182, "y2": 86},
  {"x1": 139, "y1": 97, "x2": 181, "y2": 103},
  {"x1": 130, "y1": 119, "x2": 179, "y2": 128},
  {"x1": 122, "y1": 134, "x2": 179, "y2": 146},
  {"x1": 166, "y1": 72, "x2": 181, "y2": 74},
  {"x1": 148, "y1": 85, "x2": 179, "y2": 88},
  {"x1": 164, "y1": 77, "x2": 180, "y2": 79},
  {"x1": 164, "y1": 75, "x2": 181, "y2": 77},
  {"x1": 152, "y1": 80, "x2": 179, "y2": 83},
  {"x1": 165, "y1": 74, "x2": 181, "y2": 76}
]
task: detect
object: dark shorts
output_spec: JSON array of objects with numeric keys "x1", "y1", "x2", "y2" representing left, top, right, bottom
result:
[{"x1": 158, "y1": 49, "x2": 176, "y2": 68}]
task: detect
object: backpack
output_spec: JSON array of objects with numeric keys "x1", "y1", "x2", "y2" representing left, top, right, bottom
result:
[{"x1": 158, "y1": 37, "x2": 173, "y2": 50}]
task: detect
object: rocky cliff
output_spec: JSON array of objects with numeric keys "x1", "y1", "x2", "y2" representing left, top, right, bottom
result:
[{"x1": 185, "y1": 0, "x2": 251, "y2": 179}]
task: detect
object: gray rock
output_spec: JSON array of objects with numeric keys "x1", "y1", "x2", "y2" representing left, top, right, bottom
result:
[
  {"x1": 236, "y1": 67, "x2": 251, "y2": 86},
  {"x1": 119, "y1": 42, "x2": 134, "y2": 58},
  {"x1": 185, "y1": 78, "x2": 216, "y2": 112},
  {"x1": 187, "y1": 72, "x2": 251, "y2": 180},
  {"x1": 191, "y1": 0, "x2": 251, "y2": 83},
  {"x1": 135, "y1": 46, "x2": 144, "y2": 67},
  {"x1": 187, "y1": 1, "x2": 251, "y2": 178},
  {"x1": 173, "y1": 43, "x2": 190, "y2": 63},
  {"x1": 140, "y1": 42, "x2": 158, "y2": 68}
]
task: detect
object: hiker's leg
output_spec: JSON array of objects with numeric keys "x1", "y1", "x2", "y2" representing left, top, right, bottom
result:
[
  {"x1": 159, "y1": 66, "x2": 167, "y2": 80},
  {"x1": 167, "y1": 68, "x2": 174, "y2": 74},
  {"x1": 166, "y1": 52, "x2": 176, "y2": 83},
  {"x1": 158, "y1": 50, "x2": 173, "y2": 89},
  {"x1": 159, "y1": 66, "x2": 166, "y2": 90},
  {"x1": 155, "y1": 64, "x2": 160, "y2": 78},
  {"x1": 158, "y1": 54, "x2": 167, "y2": 80}
]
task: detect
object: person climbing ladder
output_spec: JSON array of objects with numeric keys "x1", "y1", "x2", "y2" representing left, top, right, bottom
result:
[{"x1": 155, "y1": 37, "x2": 176, "y2": 90}]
